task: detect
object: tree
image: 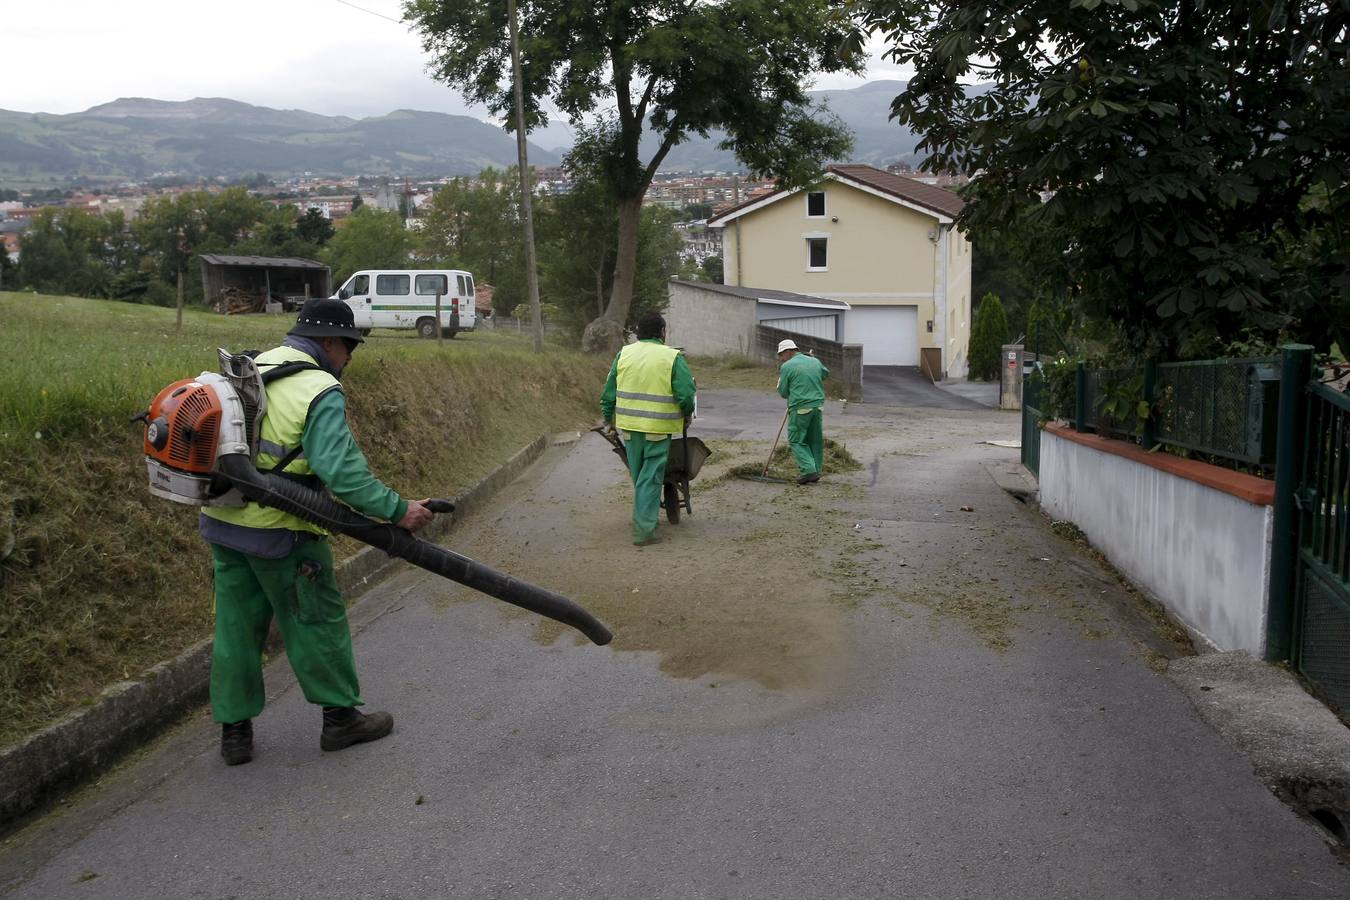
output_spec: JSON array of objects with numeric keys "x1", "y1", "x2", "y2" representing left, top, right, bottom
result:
[
  {"x1": 849, "y1": 0, "x2": 1350, "y2": 356},
  {"x1": 16, "y1": 208, "x2": 123, "y2": 297},
  {"x1": 536, "y1": 138, "x2": 686, "y2": 337},
  {"x1": 322, "y1": 207, "x2": 410, "y2": 285},
  {"x1": 418, "y1": 168, "x2": 527, "y2": 312},
  {"x1": 294, "y1": 208, "x2": 336, "y2": 248},
  {"x1": 968, "y1": 293, "x2": 1010, "y2": 381},
  {"x1": 0, "y1": 246, "x2": 16, "y2": 290},
  {"x1": 700, "y1": 256, "x2": 724, "y2": 285},
  {"x1": 405, "y1": 0, "x2": 862, "y2": 353},
  {"x1": 350, "y1": 194, "x2": 364, "y2": 212}
]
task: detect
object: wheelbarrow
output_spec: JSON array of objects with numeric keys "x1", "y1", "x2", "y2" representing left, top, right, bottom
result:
[{"x1": 591, "y1": 424, "x2": 712, "y2": 524}]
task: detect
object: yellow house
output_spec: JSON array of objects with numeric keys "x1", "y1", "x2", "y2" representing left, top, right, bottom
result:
[{"x1": 708, "y1": 165, "x2": 972, "y2": 379}]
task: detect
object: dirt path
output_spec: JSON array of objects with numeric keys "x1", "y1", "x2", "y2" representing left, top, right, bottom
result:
[{"x1": 436, "y1": 389, "x2": 1176, "y2": 712}]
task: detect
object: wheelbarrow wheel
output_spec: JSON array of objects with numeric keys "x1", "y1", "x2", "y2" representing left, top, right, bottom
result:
[{"x1": 663, "y1": 482, "x2": 681, "y2": 525}]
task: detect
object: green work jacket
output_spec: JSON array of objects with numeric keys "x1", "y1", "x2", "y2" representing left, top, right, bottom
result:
[
  {"x1": 203, "y1": 346, "x2": 407, "y2": 535},
  {"x1": 601, "y1": 339, "x2": 696, "y2": 435},
  {"x1": 777, "y1": 352, "x2": 830, "y2": 411}
]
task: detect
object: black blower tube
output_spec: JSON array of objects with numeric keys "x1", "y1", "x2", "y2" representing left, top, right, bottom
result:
[{"x1": 216, "y1": 454, "x2": 612, "y2": 646}]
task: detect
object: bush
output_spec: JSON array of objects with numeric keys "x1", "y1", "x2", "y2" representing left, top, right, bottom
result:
[{"x1": 969, "y1": 292, "x2": 1010, "y2": 381}]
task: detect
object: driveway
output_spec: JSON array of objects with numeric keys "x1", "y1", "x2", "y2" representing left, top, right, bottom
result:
[
  {"x1": 863, "y1": 365, "x2": 990, "y2": 409},
  {"x1": 1, "y1": 390, "x2": 1344, "y2": 899}
]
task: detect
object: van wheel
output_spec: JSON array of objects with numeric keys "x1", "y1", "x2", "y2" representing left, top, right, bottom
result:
[
  {"x1": 416, "y1": 318, "x2": 437, "y2": 339},
  {"x1": 358, "y1": 328, "x2": 371, "y2": 337},
  {"x1": 441, "y1": 327, "x2": 458, "y2": 339}
]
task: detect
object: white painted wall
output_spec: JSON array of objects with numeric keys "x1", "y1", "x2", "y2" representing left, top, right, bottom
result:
[{"x1": 1039, "y1": 430, "x2": 1273, "y2": 655}]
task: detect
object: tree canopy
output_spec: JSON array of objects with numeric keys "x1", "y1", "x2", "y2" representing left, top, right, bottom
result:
[
  {"x1": 849, "y1": 0, "x2": 1350, "y2": 357},
  {"x1": 404, "y1": 0, "x2": 863, "y2": 352}
]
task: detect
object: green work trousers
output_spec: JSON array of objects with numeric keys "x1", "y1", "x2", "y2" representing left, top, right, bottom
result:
[
  {"x1": 209, "y1": 541, "x2": 362, "y2": 724},
  {"x1": 787, "y1": 408, "x2": 825, "y2": 476},
  {"x1": 625, "y1": 431, "x2": 670, "y2": 544}
]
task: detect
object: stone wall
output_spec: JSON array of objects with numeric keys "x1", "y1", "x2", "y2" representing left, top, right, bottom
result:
[
  {"x1": 665, "y1": 280, "x2": 757, "y2": 357},
  {"x1": 755, "y1": 323, "x2": 863, "y2": 401}
]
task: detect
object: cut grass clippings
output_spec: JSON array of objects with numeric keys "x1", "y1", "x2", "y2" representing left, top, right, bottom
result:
[
  {"x1": 725, "y1": 438, "x2": 863, "y2": 483},
  {"x1": 0, "y1": 293, "x2": 607, "y2": 749}
]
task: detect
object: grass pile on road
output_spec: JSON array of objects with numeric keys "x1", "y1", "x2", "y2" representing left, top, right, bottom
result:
[
  {"x1": 723, "y1": 438, "x2": 863, "y2": 482},
  {"x1": 0, "y1": 293, "x2": 606, "y2": 749}
]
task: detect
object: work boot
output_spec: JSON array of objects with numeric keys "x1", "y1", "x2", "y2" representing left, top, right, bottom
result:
[
  {"x1": 220, "y1": 720, "x2": 253, "y2": 766},
  {"x1": 796, "y1": 472, "x2": 821, "y2": 485},
  {"x1": 320, "y1": 706, "x2": 393, "y2": 751}
]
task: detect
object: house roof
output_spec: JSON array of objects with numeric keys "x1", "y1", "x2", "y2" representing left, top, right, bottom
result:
[
  {"x1": 671, "y1": 279, "x2": 849, "y2": 310},
  {"x1": 198, "y1": 254, "x2": 328, "y2": 269},
  {"x1": 707, "y1": 164, "x2": 964, "y2": 226}
]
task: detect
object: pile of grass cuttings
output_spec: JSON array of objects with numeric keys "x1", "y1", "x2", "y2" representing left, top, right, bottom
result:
[{"x1": 726, "y1": 438, "x2": 862, "y2": 482}]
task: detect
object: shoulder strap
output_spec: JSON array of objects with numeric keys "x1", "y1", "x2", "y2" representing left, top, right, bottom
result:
[{"x1": 259, "y1": 360, "x2": 322, "y2": 384}]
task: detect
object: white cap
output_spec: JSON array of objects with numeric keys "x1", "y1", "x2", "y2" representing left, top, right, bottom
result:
[{"x1": 777, "y1": 339, "x2": 798, "y2": 354}]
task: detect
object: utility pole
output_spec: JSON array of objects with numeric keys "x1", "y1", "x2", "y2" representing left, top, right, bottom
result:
[{"x1": 507, "y1": 0, "x2": 544, "y2": 353}]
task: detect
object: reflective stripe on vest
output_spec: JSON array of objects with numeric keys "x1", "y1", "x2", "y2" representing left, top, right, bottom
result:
[
  {"x1": 202, "y1": 346, "x2": 340, "y2": 535},
  {"x1": 614, "y1": 341, "x2": 683, "y2": 434}
]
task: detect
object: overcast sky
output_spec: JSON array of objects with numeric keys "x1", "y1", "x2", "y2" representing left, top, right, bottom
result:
[{"x1": 7, "y1": 0, "x2": 908, "y2": 126}]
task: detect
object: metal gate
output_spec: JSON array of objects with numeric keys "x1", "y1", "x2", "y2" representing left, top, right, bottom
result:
[{"x1": 1292, "y1": 380, "x2": 1350, "y2": 715}]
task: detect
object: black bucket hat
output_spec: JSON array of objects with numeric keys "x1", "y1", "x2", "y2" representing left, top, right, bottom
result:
[{"x1": 289, "y1": 297, "x2": 365, "y2": 343}]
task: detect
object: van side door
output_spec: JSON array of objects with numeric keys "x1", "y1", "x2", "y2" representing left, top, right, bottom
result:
[
  {"x1": 375, "y1": 273, "x2": 411, "y2": 327},
  {"x1": 415, "y1": 273, "x2": 451, "y2": 329}
]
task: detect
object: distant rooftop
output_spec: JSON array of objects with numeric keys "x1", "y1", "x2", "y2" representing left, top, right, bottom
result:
[
  {"x1": 198, "y1": 254, "x2": 327, "y2": 269},
  {"x1": 670, "y1": 279, "x2": 849, "y2": 310}
]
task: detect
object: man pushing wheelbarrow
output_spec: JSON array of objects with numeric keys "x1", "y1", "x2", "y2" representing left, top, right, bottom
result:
[{"x1": 598, "y1": 312, "x2": 701, "y2": 546}]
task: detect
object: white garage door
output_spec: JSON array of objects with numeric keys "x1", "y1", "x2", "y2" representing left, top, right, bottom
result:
[
  {"x1": 765, "y1": 314, "x2": 837, "y2": 340},
  {"x1": 843, "y1": 305, "x2": 919, "y2": 366}
]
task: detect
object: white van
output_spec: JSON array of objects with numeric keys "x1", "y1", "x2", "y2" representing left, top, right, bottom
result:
[{"x1": 333, "y1": 269, "x2": 477, "y2": 338}]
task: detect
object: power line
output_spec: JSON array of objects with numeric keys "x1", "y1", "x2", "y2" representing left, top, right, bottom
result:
[{"x1": 330, "y1": 0, "x2": 403, "y2": 24}]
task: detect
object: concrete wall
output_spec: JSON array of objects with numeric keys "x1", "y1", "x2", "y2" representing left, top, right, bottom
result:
[
  {"x1": 755, "y1": 323, "x2": 862, "y2": 401},
  {"x1": 665, "y1": 280, "x2": 757, "y2": 356},
  {"x1": 1039, "y1": 430, "x2": 1274, "y2": 655}
]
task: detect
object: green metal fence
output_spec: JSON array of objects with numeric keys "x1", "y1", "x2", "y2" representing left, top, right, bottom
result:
[
  {"x1": 1060, "y1": 356, "x2": 1282, "y2": 469},
  {"x1": 1021, "y1": 375, "x2": 1042, "y2": 477},
  {"x1": 1292, "y1": 380, "x2": 1350, "y2": 716}
]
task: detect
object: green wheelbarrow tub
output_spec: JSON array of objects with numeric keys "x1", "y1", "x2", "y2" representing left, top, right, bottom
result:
[{"x1": 665, "y1": 435, "x2": 711, "y2": 484}]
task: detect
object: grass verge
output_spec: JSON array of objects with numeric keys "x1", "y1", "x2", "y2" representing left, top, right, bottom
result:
[{"x1": 0, "y1": 293, "x2": 606, "y2": 749}]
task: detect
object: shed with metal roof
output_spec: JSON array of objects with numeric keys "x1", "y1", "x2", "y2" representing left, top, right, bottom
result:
[{"x1": 198, "y1": 254, "x2": 331, "y2": 314}]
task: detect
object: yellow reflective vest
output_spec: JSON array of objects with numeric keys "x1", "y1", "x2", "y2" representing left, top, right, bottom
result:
[
  {"x1": 202, "y1": 346, "x2": 340, "y2": 535},
  {"x1": 614, "y1": 341, "x2": 684, "y2": 435}
]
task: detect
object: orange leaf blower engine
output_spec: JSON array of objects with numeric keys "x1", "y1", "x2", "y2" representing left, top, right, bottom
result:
[
  {"x1": 140, "y1": 350, "x2": 262, "y2": 508},
  {"x1": 136, "y1": 350, "x2": 611, "y2": 646}
]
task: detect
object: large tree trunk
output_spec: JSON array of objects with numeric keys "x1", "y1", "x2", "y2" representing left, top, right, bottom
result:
[{"x1": 581, "y1": 196, "x2": 643, "y2": 355}]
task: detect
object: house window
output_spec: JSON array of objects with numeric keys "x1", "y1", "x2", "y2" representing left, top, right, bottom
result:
[
  {"x1": 806, "y1": 237, "x2": 828, "y2": 270},
  {"x1": 806, "y1": 191, "x2": 826, "y2": 218}
]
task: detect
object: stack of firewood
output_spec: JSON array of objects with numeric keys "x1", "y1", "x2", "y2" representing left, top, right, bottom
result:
[{"x1": 215, "y1": 286, "x2": 265, "y2": 315}]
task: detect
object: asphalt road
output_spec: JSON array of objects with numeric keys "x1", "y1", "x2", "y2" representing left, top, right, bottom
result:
[
  {"x1": 862, "y1": 366, "x2": 990, "y2": 410},
  {"x1": 1, "y1": 391, "x2": 1345, "y2": 899}
]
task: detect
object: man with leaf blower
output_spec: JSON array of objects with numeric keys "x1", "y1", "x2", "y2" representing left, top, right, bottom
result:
[
  {"x1": 599, "y1": 312, "x2": 697, "y2": 546},
  {"x1": 199, "y1": 298, "x2": 432, "y2": 766}
]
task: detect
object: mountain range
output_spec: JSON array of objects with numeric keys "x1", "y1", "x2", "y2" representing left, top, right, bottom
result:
[{"x1": 0, "y1": 82, "x2": 927, "y2": 186}]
